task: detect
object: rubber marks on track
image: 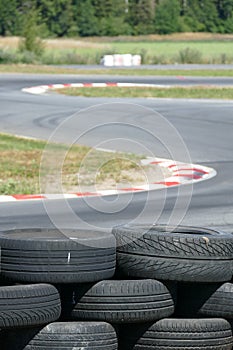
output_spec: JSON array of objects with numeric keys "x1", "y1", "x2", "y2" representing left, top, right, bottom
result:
[
  {"x1": 0, "y1": 157, "x2": 216, "y2": 202},
  {"x1": 22, "y1": 82, "x2": 171, "y2": 94},
  {"x1": 16, "y1": 83, "x2": 217, "y2": 201}
]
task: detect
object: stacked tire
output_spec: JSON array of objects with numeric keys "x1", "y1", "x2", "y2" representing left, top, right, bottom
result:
[
  {"x1": 0, "y1": 228, "x2": 118, "y2": 349},
  {"x1": 112, "y1": 224, "x2": 233, "y2": 349},
  {"x1": 0, "y1": 225, "x2": 233, "y2": 349}
]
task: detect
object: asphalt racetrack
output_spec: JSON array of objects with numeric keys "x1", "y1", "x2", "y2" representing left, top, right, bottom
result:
[{"x1": 0, "y1": 73, "x2": 232, "y2": 233}]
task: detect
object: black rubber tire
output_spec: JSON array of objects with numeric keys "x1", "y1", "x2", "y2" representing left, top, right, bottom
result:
[
  {"x1": 0, "y1": 228, "x2": 116, "y2": 283},
  {"x1": 113, "y1": 224, "x2": 233, "y2": 282},
  {"x1": 0, "y1": 284, "x2": 61, "y2": 329},
  {"x1": 72, "y1": 279, "x2": 175, "y2": 323},
  {"x1": 119, "y1": 318, "x2": 233, "y2": 350},
  {"x1": 176, "y1": 282, "x2": 233, "y2": 318},
  {"x1": 2, "y1": 322, "x2": 118, "y2": 350}
]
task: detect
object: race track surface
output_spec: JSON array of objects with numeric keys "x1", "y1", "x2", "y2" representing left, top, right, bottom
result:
[{"x1": 0, "y1": 73, "x2": 232, "y2": 233}]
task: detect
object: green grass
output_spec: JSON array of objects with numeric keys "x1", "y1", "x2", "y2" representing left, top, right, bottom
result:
[
  {"x1": 1, "y1": 35, "x2": 233, "y2": 65},
  {"x1": 111, "y1": 41, "x2": 233, "y2": 54},
  {"x1": 56, "y1": 86, "x2": 233, "y2": 99},
  {"x1": 1, "y1": 35, "x2": 233, "y2": 70},
  {"x1": 0, "y1": 133, "x2": 150, "y2": 195},
  {"x1": 41, "y1": 41, "x2": 233, "y2": 64}
]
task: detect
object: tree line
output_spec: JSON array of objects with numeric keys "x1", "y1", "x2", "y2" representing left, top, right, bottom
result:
[{"x1": 0, "y1": 0, "x2": 233, "y2": 37}]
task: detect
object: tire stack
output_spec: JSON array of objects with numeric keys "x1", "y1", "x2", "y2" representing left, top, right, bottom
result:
[
  {"x1": 0, "y1": 228, "x2": 118, "y2": 349},
  {"x1": 112, "y1": 224, "x2": 233, "y2": 350},
  {"x1": 0, "y1": 225, "x2": 232, "y2": 349}
]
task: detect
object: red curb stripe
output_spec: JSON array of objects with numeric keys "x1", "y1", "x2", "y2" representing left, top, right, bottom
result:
[
  {"x1": 155, "y1": 181, "x2": 180, "y2": 186},
  {"x1": 174, "y1": 174, "x2": 202, "y2": 179},
  {"x1": 12, "y1": 194, "x2": 46, "y2": 200},
  {"x1": 150, "y1": 161, "x2": 162, "y2": 164},
  {"x1": 106, "y1": 83, "x2": 118, "y2": 87},
  {"x1": 63, "y1": 83, "x2": 72, "y2": 87},
  {"x1": 174, "y1": 167, "x2": 208, "y2": 174},
  {"x1": 83, "y1": 83, "x2": 94, "y2": 87},
  {"x1": 74, "y1": 192, "x2": 100, "y2": 197},
  {"x1": 168, "y1": 164, "x2": 178, "y2": 168},
  {"x1": 120, "y1": 188, "x2": 142, "y2": 192}
]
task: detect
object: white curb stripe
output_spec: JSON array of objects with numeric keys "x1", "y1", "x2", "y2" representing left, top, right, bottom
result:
[
  {"x1": 22, "y1": 82, "x2": 171, "y2": 95},
  {"x1": 16, "y1": 83, "x2": 217, "y2": 202},
  {"x1": 0, "y1": 157, "x2": 216, "y2": 202}
]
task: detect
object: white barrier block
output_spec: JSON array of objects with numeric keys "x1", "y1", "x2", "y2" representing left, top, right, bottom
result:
[
  {"x1": 102, "y1": 55, "x2": 114, "y2": 66},
  {"x1": 113, "y1": 54, "x2": 124, "y2": 66},
  {"x1": 101, "y1": 54, "x2": 141, "y2": 66},
  {"x1": 132, "y1": 54, "x2": 141, "y2": 66},
  {"x1": 123, "y1": 54, "x2": 133, "y2": 66}
]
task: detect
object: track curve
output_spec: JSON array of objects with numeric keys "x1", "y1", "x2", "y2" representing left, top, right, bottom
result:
[{"x1": 0, "y1": 73, "x2": 233, "y2": 233}]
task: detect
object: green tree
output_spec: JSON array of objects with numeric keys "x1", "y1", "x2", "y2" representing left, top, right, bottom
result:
[
  {"x1": 0, "y1": 0, "x2": 18, "y2": 35},
  {"x1": 1, "y1": 0, "x2": 232, "y2": 38},
  {"x1": 223, "y1": 17, "x2": 233, "y2": 32},
  {"x1": 37, "y1": 0, "x2": 76, "y2": 37},
  {"x1": 92, "y1": 0, "x2": 113, "y2": 17},
  {"x1": 98, "y1": 16, "x2": 132, "y2": 36},
  {"x1": 197, "y1": 0, "x2": 220, "y2": 32},
  {"x1": 181, "y1": 0, "x2": 221, "y2": 32},
  {"x1": 216, "y1": 0, "x2": 233, "y2": 19},
  {"x1": 19, "y1": 6, "x2": 44, "y2": 55},
  {"x1": 154, "y1": 0, "x2": 181, "y2": 34},
  {"x1": 77, "y1": 0, "x2": 99, "y2": 36},
  {"x1": 97, "y1": 0, "x2": 132, "y2": 35},
  {"x1": 180, "y1": 0, "x2": 205, "y2": 31},
  {"x1": 216, "y1": 0, "x2": 233, "y2": 32},
  {"x1": 128, "y1": 0, "x2": 156, "y2": 34}
]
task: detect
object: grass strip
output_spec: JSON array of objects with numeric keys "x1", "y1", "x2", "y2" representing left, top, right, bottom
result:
[
  {"x1": 56, "y1": 86, "x2": 233, "y2": 99},
  {"x1": 1, "y1": 35, "x2": 233, "y2": 65},
  {"x1": 0, "y1": 133, "x2": 160, "y2": 195},
  {"x1": 0, "y1": 64, "x2": 233, "y2": 77}
]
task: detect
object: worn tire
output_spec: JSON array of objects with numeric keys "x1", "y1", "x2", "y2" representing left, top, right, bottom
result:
[
  {"x1": 113, "y1": 224, "x2": 233, "y2": 282},
  {"x1": 0, "y1": 228, "x2": 116, "y2": 283},
  {"x1": 120, "y1": 318, "x2": 233, "y2": 350},
  {"x1": 177, "y1": 282, "x2": 233, "y2": 318},
  {"x1": 72, "y1": 279, "x2": 175, "y2": 323},
  {"x1": 2, "y1": 322, "x2": 118, "y2": 350},
  {"x1": 0, "y1": 284, "x2": 61, "y2": 329}
]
